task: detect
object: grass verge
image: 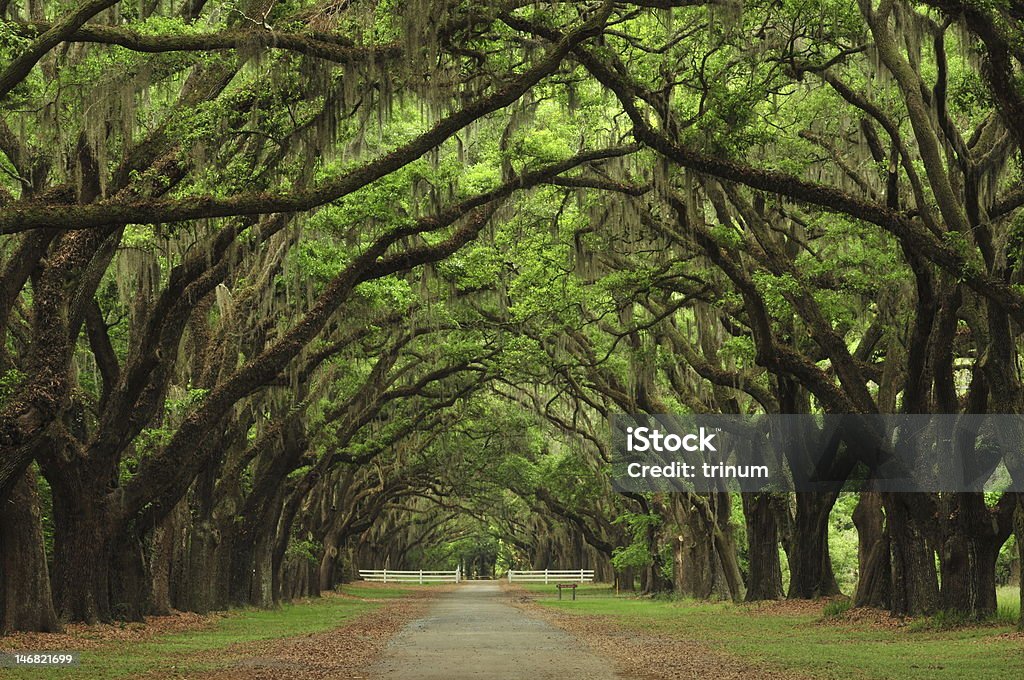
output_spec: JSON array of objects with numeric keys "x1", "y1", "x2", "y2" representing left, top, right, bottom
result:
[
  {"x1": 518, "y1": 583, "x2": 1024, "y2": 679},
  {"x1": 0, "y1": 583, "x2": 421, "y2": 680}
]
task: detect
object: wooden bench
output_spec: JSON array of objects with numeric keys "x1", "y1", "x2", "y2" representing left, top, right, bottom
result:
[{"x1": 556, "y1": 583, "x2": 578, "y2": 600}]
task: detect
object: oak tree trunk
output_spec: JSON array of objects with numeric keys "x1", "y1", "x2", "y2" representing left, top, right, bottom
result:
[
  {"x1": 885, "y1": 493, "x2": 938, "y2": 617},
  {"x1": 50, "y1": 490, "x2": 115, "y2": 623},
  {"x1": 743, "y1": 492, "x2": 783, "y2": 601},
  {"x1": 787, "y1": 492, "x2": 841, "y2": 599},
  {"x1": 937, "y1": 493, "x2": 999, "y2": 618},
  {"x1": 0, "y1": 467, "x2": 61, "y2": 632},
  {"x1": 109, "y1": 526, "x2": 150, "y2": 622},
  {"x1": 853, "y1": 491, "x2": 891, "y2": 609}
]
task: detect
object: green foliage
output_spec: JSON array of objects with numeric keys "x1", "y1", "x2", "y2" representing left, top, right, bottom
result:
[
  {"x1": 285, "y1": 539, "x2": 322, "y2": 566},
  {"x1": 126, "y1": 388, "x2": 211, "y2": 481},
  {"x1": 427, "y1": 532, "x2": 499, "y2": 571},
  {"x1": 610, "y1": 540, "x2": 652, "y2": 571},
  {"x1": 0, "y1": 368, "x2": 25, "y2": 408},
  {"x1": 829, "y1": 493, "x2": 860, "y2": 593},
  {"x1": 821, "y1": 597, "x2": 852, "y2": 619},
  {"x1": 995, "y1": 535, "x2": 1017, "y2": 586},
  {"x1": 611, "y1": 512, "x2": 661, "y2": 571},
  {"x1": 6, "y1": 0, "x2": 1024, "y2": 646}
]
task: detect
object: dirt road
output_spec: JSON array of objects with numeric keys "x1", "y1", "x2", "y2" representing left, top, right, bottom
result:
[{"x1": 367, "y1": 582, "x2": 622, "y2": 679}]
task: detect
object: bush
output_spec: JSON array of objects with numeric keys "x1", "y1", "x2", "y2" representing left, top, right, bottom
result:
[{"x1": 822, "y1": 598, "x2": 852, "y2": 619}]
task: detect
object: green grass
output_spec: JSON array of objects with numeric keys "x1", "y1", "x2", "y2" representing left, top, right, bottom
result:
[
  {"x1": 996, "y1": 585, "x2": 1020, "y2": 625},
  {"x1": 903, "y1": 587, "x2": 1021, "y2": 632},
  {"x1": 821, "y1": 597, "x2": 853, "y2": 619},
  {"x1": 512, "y1": 582, "x2": 615, "y2": 597},
  {"x1": 526, "y1": 585, "x2": 1024, "y2": 679},
  {"x1": 1, "y1": 584, "x2": 417, "y2": 679}
]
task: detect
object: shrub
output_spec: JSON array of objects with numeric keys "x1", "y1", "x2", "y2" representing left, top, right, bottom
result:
[{"x1": 822, "y1": 598, "x2": 852, "y2": 619}]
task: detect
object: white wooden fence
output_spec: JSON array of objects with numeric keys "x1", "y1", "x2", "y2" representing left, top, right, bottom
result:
[
  {"x1": 507, "y1": 569, "x2": 594, "y2": 584},
  {"x1": 358, "y1": 568, "x2": 460, "y2": 583}
]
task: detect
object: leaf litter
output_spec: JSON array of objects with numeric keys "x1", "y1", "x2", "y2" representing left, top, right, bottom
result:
[{"x1": 504, "y1": 584, "x2": 812, "y2": 680}]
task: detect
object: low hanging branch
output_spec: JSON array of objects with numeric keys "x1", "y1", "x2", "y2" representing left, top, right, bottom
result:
[
  {"x1": 500, "y1": 12, "x2": 1024, "y2": 328},
  {"x1": 0, "y1": 3, "x2": 616, "y2": 232},
  {"x1": 10, "y1": 22, "x2": 403, "y2": 65},
  {"x1": 0, "y1": 0, "x2": 121, "y2": 100},
  {"x1": 118, "y1": 141, "x2": 631, "y2": 526}
]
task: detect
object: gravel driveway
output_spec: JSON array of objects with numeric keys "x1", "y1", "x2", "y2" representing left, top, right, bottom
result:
[{"x1": 368, "y1": 582, "x2": 623, "y2": 679}]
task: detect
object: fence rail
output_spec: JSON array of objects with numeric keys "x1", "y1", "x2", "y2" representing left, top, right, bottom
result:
[
  {"x1": 358, "y1": 568, "x2": 461, "y2": 583},
  {"x1": 507, "y1": 569, "x2": 594, "y2": 584}
]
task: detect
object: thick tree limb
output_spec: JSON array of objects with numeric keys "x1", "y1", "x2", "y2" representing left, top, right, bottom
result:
[
  {"x1": 577, "y1": 48, "x2": 1024, "y2": 327},
  {"x1": 122, "y1": 197, "x2": 495, "y2": 519},
  {"x1": 0, "y1": 4, "x2": 615, "y2": 232},
  {"x1": 0, "y1": 0, "x2": 121, "y2": 100},
  {"x1": 500, "y1": 12, "x2": 1024, "y2": 325},
  {"x1": 13, "y1": 22, "x2": 402, "y2": 65},
  {"x1": 84, "y1": 298, "x2": 119, "y2": 409}
]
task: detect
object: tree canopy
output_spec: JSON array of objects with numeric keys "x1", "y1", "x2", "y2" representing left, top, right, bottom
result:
[{"x1": 1, "y1": 0, "x2": 1024, "y2": 634}]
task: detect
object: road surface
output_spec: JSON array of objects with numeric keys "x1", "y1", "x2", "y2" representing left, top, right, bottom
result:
[{"x1": 368, "y1": 582, "x2": 622, "y2": 679}]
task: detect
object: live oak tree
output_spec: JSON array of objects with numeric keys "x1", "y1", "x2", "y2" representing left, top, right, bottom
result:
[
  {"x1": 0, "y1": 0, "x2": 625, "y2": 628},
  {"x1": 2, "y1": 0, "x2": 1024, "y2": 633}
]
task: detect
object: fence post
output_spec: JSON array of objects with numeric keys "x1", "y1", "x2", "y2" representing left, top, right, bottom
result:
[
  {"x1": 456, "y1": 567, "x2": 460, "y2": 584},
  {"x1": 419, "y1": 570, "x2": 423, "y2": 585},
  {"x1": 508, "y1": 570, "x2": 512, "y2": 583},
  {"x1": 544, "y1": 568, "x2": 548, "y2": 585},
  {"x1": 383, "y1": 568, "x2": 387, "y2": 584},
  {"x1": 580, "y1": 568, "x2": 584, "y2": 583}
]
